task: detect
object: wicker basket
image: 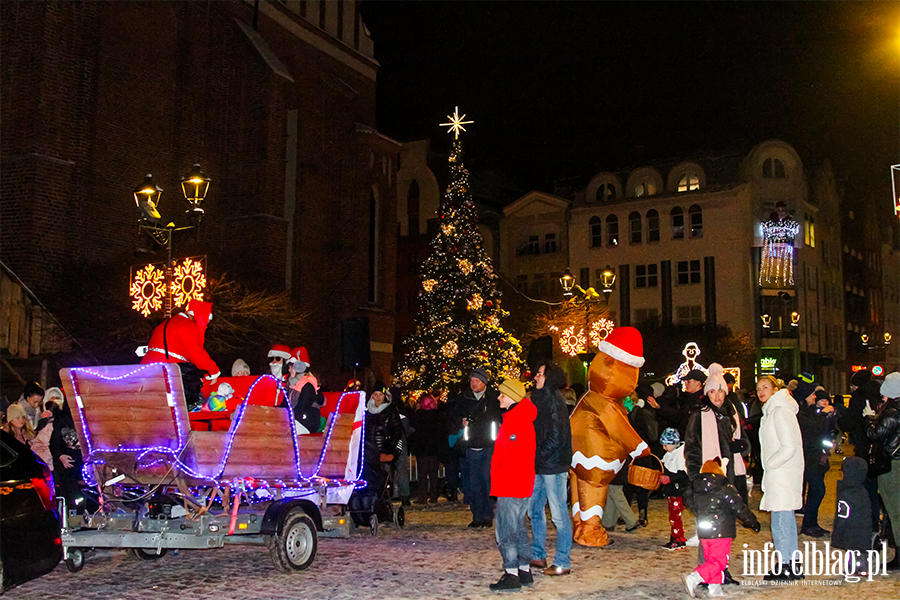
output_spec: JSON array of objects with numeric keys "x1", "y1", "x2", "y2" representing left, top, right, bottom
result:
[{"x1": 627, "y1": 454, "x2": 663, "y2": 491}]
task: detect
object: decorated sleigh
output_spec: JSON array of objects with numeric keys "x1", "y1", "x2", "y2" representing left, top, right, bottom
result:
[{"x1": 58, "y1": 364, "x2": 365, "y2": 573}]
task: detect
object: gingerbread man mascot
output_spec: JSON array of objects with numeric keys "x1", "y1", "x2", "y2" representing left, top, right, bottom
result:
[{"x1": 570, "y1": 326, "x2": 650, "y2": 547}]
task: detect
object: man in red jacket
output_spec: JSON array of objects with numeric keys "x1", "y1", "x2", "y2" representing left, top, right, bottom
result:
[
  {"x1": 140, "y1": 299, "x2": 220, "y2": 407},
  {"x1": 488, "y1": 379, "x2": 537, "y2": 592}
]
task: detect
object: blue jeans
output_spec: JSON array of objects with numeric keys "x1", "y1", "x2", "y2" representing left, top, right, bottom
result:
[
  {"x1": 466, "y1": 447, "x2": 494, "y2": 522},
  {"x1": 496, "y1": 496, "x2": 531, "y2": 571},
  {"x1": 770, "y1": 510, "x2": 799, "y2": 565},
  {"x1": 528, "y1": 472, "x2": 572, "y2": 569}
]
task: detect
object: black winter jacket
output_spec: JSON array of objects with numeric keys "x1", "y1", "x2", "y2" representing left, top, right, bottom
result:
[
  {"x1": 532, "y1": 366, "x2": 572, "y2": 474},
  {"x1": 684, "y1": 472, "x2": 758, "y2": 539},
  {"x1": 452, "y1": 386, "x2": 502, "y2": 450},
  {"x1": 867, "y1": 399, "x2": 900, "y2": 460},
  {"x1": 839, "y1": 381, "x2": 882, "y2": 460},
  {"x1": 684, "y1": 398, "x2": 736, "y2": 481},
  {"x1": 365, "y1": 400, "x2": 404, "y2": 461},
  {"x1": 797, "y1": 403, "x2": 836, "y2": 474},
  {"x1": 656, "y1": 386, "x2": 703, "y2": 437},
  {"x1": 831, "y1": 456, "x2": 873, "y2": 553}
]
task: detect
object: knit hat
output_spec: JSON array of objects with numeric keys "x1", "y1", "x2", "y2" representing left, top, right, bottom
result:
[
  {"x1": 44, "y1": 387, "x2": 65, "y2": 409},
  {"x1": 814, "y1": 389, "x2": 831, "y2": 402},
  {"x1": 470, "y1": 368, "x2": 489, "y2": 386},
  {"x1": 596, "y1": 326, "x2": 645, "y2": 368},
  {"x1": 634, "y1": 382, "x2": 654, "y2": 400},
  {"x1": 723, "y1": 372, "x2": 735, "y2": 385},
  {"x1": 704, "y1": 363, "x2": 727, "y2": 394},
  {"x1": 700, "y1": 457, "x2": 724, "y2": 476},
  {"x1": 850, "y1": 369, "x2": 872, "y2": 387},
  {"x1": 881, "y1": 372, "x2": 900, "y2": 399},
  {"x1": 498, "y1": 379, "x2": 526, "y2": 403},
  {"x1": 683, "y1": 369, "x2": 707, "y2": 383},
  {"x1": 6, "y1": 403, "x2": 27, "y2": 422},
  {"x1": 792, "y1": 372, "x2": 817, "y2": 402},
  {"x1": 650, "y1": 382, "x2": 665, "y2": 398},
  {"x1": 660, "y1": 427, "x2": 681, "y2": 446},
  {"x1": 268, "y1": 344, "x2": 291, "y2": 360},
  {"x1": 231, "y1": 358, "x2": 251, "y2": 376}
]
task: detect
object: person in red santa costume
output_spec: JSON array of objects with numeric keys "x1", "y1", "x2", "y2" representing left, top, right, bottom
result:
[
  {"x1": 140, "y1": 299, "x2": 220, "y2": 408},
  {"x1": 570, "y1": 326, "x2": 651, "y2": 547},
  {"x1": 268, "y1": 344, "x2": 292, "y2": 382}
]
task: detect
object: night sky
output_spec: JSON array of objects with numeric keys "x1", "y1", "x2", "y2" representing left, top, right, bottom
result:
[{"x1": 361, "y1": 1, "x2": 899, "y2": 206}]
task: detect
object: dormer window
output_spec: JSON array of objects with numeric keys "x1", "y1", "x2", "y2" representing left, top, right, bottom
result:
[
  {"x1": 678, "y1": 174, "x2": 700, "y2": 192},
  {"x1": 763, "y1": 158, "x2": 786, "y2": 179},
  {"x1": 596, "y1": 183, "x2": 616, "y2": 203},
  {"x1": 635, "y1": 181, "x2": 656, "y2": 197}
]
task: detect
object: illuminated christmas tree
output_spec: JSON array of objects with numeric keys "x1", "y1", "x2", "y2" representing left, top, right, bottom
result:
[{"x1": 396, "y1": 108, "x2": 523, "y2": 402}]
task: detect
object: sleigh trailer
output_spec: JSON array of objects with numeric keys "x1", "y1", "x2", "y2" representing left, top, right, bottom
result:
[{"x1": 57, "y1": 364, "x2": 365, "y2": 573}]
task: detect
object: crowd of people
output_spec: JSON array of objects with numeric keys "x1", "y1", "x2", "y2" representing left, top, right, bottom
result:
[{"x1": 358, "y1": 357, "x2": 900, "y2": 593}]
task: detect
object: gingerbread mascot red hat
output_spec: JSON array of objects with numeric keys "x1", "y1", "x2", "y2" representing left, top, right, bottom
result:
[{"x1": 569, "y1": 326, "x2": 650, "y2": 547}]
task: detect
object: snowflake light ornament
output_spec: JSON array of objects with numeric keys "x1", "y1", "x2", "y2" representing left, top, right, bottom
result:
[{"x1": 130, "y1": 264, "x2": 166, "y2": 317}]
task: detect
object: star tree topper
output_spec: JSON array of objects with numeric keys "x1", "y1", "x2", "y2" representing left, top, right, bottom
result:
[{"x1": 440, "y1": 106, "x2": 474, "y2": 139}]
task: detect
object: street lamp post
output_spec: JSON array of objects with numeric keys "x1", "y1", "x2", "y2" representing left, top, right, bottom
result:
[
  {"x1": 134, "y1": 165, "x2": 211, "y2": 317},
  {"x1": 559, "y1": 265, "x2": 616, "y2": 367}
]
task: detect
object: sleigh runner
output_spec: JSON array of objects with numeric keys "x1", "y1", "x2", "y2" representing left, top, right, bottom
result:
[{"x1": 58, "y1": 364, "x2": 365, "y2": 573}]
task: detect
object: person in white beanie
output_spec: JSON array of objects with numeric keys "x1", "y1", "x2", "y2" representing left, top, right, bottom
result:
[{"x1": 864, "y1": 371, "x2": 900, "y2": 570}]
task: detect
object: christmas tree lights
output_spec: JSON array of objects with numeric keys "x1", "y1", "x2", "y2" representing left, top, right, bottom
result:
[{"x1": 396, "y1": 111, "x2": 523, "y2": 403}]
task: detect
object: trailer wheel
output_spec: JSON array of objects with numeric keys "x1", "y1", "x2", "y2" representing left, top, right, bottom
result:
[
  {"x1": 268, "y1": 508, "x2": 317, "y2": 572},
  {"x1": 393, "y1": 505, "x2": 405, "y2": 528},
  {"x1": 369, "y1": 513, "x2": 378, "y2": 536},
  {"x1": 65, "y1": 548, "x2": 85, "y2": 573},
  {"x1": 128, "y1": 548, "x2": 167, "y2": 560}
]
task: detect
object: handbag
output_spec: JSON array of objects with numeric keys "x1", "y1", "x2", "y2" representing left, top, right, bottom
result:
[{"x1": 868, "y1": 443, "x2": 893, "y2": 478}]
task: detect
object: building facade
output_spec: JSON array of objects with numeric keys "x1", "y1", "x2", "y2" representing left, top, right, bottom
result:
[
  {"x1": 1, "y1": 0, "x2": 399, "y2": 386},
  {"x1": 500, "y1": 140, "x2": 849, "y2": 391}
]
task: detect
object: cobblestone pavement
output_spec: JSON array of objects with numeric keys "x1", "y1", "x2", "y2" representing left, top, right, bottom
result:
[{"x1": 6, "y1": 454, "x2": 898, "y2": 600}]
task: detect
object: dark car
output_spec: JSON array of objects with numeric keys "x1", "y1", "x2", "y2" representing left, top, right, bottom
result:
[{"x1": 0, "y1": 429, "x2": 62, "y2": 593}]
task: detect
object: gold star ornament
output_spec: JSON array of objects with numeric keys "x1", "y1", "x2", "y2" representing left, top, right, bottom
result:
[{"x1": 440, "y1": 106, "x2": 473, "y2": 139}]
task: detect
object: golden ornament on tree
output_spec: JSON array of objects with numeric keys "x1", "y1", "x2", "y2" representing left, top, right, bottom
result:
[{"x1": 441, "y1": 340, "x2": 458, "y2": 357}]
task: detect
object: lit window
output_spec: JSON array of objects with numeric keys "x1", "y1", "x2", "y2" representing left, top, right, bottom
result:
[
  {"x1": 688, "y1": 204, "x2": 703, "y2": 238},
  {"x1": 678, "y1": 174, "x2": 700, "y2": 192},
  {"x1": 606, "y1": 215, "x2": 619, "y2": 246},
  {"x1": 671, "y1": 207, "x2": 684, "y2": 239},
  {"x1": 629, "y1": 211, "x2": 642, "y2": 244},
  {"x1": 647, "y1": 209, "x2": 660, "y2": 242},
  {"x1": 590, "y1": 216, "x2": 602, "y2": 248}
]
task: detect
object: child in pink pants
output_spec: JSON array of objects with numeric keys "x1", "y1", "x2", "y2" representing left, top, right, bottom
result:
[{"x1": 682, "y1": 458, "x2": 760, "y2": 597}]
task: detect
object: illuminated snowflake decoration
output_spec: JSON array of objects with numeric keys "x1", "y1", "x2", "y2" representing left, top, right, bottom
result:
[
  {"x1": 172, "y1": 257, "x2": 206, "y2": 308},
  {"x1": 441, "y1": 340, "x2": 458, "y2": 357},
  {"x1": 422, "y1": 279, "x2": 437, "y2": 293},
  {"x1": 467, "y1": 293, "x2": 483, "y2": 311},
  {"x1": 130, "y1": 264, "x2": 166, "y2": 317},
  {"x1": 458, "y1": 259, "x2": 473, "y2": 274},
  {"x1": 589, "y1": 318, "x2": 616, "y2": 347},
  {"x1": 488, "y1": 315, "x2": 500, "y2": 327},
  {"x1": 559, "y1": 326, "x2": 586, "y2": 357}
]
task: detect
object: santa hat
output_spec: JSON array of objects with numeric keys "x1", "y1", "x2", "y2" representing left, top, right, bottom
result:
[
  {"x1": 704, "y1": 363, "x2": 727, "y2": 394},
  {"x1": 268, "y1": 344, "x2": 291, "y2": 360},
  {"x1": 290, "y1": 346, "x2": 310, "y2": 366},
  {"x1": 596, "y1": 326, "x2": 645, "y2": 368}
]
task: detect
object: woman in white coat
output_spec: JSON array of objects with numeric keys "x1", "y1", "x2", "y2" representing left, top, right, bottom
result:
[{"x1": 756, "y1": 375, "x2": 804, "y2": 580}]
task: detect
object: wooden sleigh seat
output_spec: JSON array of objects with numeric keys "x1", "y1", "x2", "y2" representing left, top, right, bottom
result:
[{"x1": 61, "y1": 366, "x2": 362, "y2": 487}]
